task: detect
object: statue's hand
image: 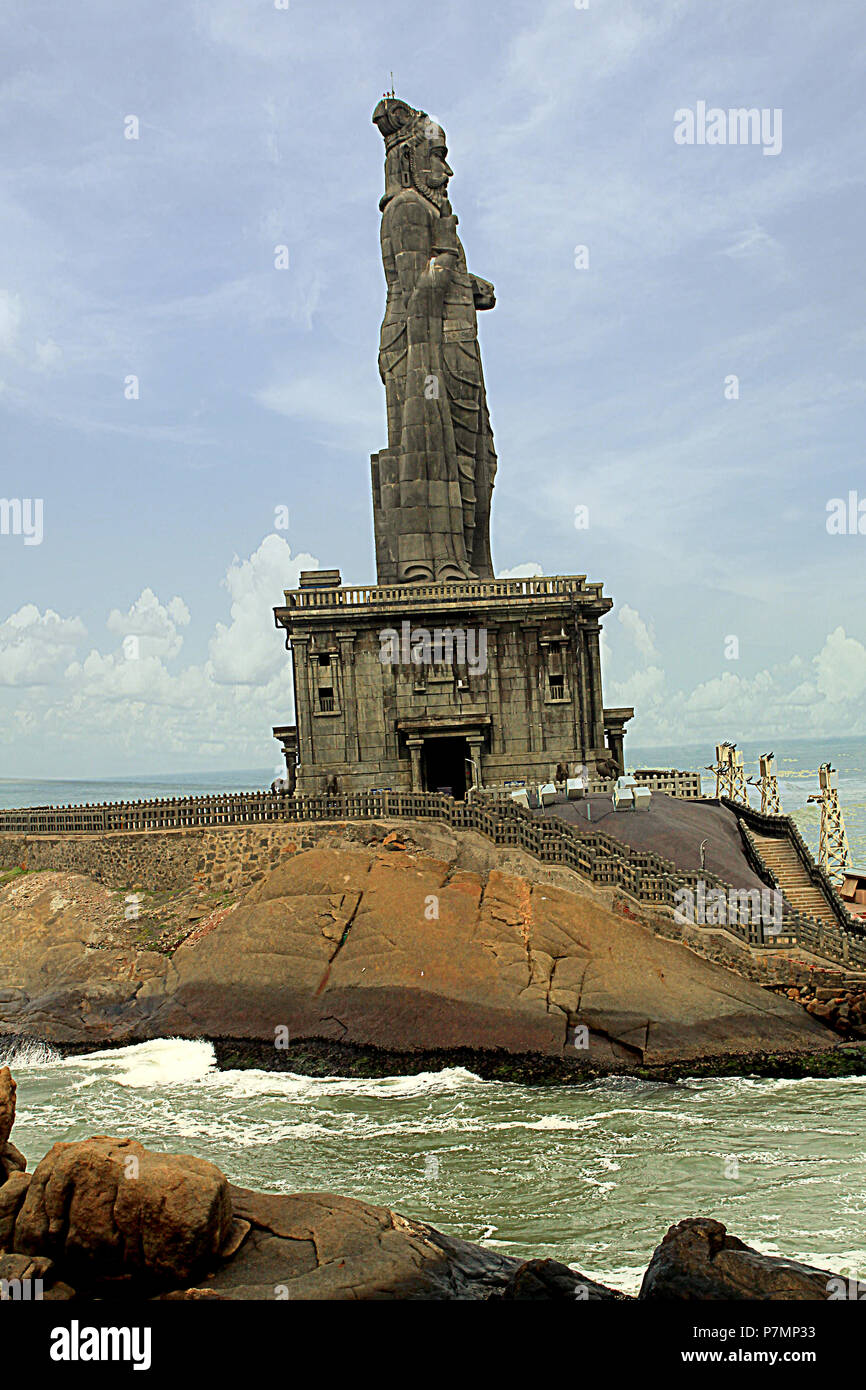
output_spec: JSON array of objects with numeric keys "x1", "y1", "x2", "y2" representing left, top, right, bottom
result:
[
  {"x1": 470, "y1": 274, "x2": 496, "y2": 310},
  {"x1": 418, "y1": 252, "x2": 457, "y2": 292}
]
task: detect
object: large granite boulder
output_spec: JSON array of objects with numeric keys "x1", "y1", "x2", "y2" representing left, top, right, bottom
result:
[
  {"x1": 13, "y1": 1136, "x2": 234, "y2": 1285},
  {"x1": 0, "y1": 1066, "x2": 14, "y2": 1148},
  {"x1": 640, "y1": 1218, "x2": 866, "y2": 1300},
  {"x1": 0, "y1": 827, "x2": 838, "y2": 1066},
  {"x1": 171, "y1": 1186, "x2": 525, "y2": 1300},
  {"x1": 0, "y1": 1065, "x2": 26, "y2": 1184}
]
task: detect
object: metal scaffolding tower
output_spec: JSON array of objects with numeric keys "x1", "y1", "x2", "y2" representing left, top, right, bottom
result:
[
  {"x1": 749, "y1": 752, "x2": 782, "y2": 815},
  {"x1": 807, "y1": 763, "x2": 851, "y2": 887}
]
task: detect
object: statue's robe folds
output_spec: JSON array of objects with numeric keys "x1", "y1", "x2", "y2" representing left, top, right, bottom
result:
[{"x1": 377, "y1": 189, "x2": 497, "y2": 582}]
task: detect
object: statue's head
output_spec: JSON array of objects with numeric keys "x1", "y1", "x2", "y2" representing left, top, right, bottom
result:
[{"x1": 372, "y1": 97, "x2": 453, "y2": 210}]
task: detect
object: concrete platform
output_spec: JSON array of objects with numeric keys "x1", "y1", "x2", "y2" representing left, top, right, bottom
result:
[{"x1": 541, "y1": 791, "x2": 768, "y2": 893}]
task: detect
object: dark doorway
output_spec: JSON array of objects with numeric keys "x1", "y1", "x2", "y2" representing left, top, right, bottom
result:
[{"x1": 422, "y1": 737, "x2": 468, "y2": 799}]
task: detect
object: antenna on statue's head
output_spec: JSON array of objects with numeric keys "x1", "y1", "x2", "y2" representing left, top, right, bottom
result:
[{"x1": 389, "y1": 71, "x2": 396, "y2": 97}]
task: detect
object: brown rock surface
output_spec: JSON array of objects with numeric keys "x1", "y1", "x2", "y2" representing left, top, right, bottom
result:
[
  {"x1": 0, "y1": 1172, "x2": 30, "y2": 1252},
  {"x1": 0, "y1": 1066, "x2": 14, "y2": 1148},
  {"x1": 0, "y1": 826, "x2": 837, "y2": 1065},
  {"x1": 0, "y1": 1064, "x2": 26, "y2": 1183},
  {"x1": 196, "y1": 1185, "x2": 529, "y2": 1300},
  {"x1": 13, "y1": 1136, "x2": 233, "y2": 1284},
  {"x1": 639, "y1": 1217, "x2": 866, "y2": 1300},
  {"x1": 0, "y1": 1251, "x2": 75, "y2": 1300}
]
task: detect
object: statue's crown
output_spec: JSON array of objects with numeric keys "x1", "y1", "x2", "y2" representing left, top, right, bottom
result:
[{"x1": 372, "y1": 97, "x2": 434, "y2": 150}]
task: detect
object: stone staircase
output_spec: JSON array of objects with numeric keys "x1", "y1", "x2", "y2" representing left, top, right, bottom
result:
[{"x1": 749, "y1": 830, "x2": 840, "y2": 928}]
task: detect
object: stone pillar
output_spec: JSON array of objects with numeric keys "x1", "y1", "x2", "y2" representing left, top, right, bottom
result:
[
  {"x1": 575, "y1": 625, "x2": 590, "y2": 762},
  {"x1": 338, "y1": 631, "x2": 359, "y2": 763},
  {"x1": 466, "y1": 732, "x2": 485, "y2": 790},
  {"x1": 273, "y1": 729, "x2": 298, "y2": 793},
  {"x1": 486, "y1": 628, "x2": 502, "y2": 753},
  {"x1": 607, "y1": 727, "x2": 625, "y2": 773},
  {"x1": 523, "y1": 625, "x2": 542, "y2": 752},
  {"x1": 291, "y1": 636, "x2": 313, "y2": 766},
  {"x1": 584, "y1": 623, "x2": 605, "y2": 751},
  {"x1": 407, "y1": 737, "x2": 424, "y2": 792}
]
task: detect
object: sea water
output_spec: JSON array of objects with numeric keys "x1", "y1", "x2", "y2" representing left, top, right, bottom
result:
[{"x1": 3, "y1": 1037, "x2": 865, "y2": 1296}]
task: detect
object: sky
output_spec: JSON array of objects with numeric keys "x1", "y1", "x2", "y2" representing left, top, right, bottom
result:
[{"x1": 0, "y1": 0, "x2": 864, "y2": 778}]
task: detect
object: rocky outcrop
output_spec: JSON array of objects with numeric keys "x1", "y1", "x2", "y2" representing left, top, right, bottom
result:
[
  {"x1": 0, "y1": 825, "x2": 838, "y2": 1070},
  {"x1": 13, "y1": 1136, "x2": 234, "y2": 1287},
  {"x1": 0, "y1": 1066, "x2": 26, "y2": 1184},
  {"x1": 198, "y1": 1186, "x2": 528, "y2": 1300},
  {"x1": 640, "y1": 1218, "x2": 866, "y2": 1301}
]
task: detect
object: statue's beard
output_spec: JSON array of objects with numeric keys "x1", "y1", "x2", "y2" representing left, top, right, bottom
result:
[{"x1": 420, "y1": 175, "x2": 448, "y2": 210}]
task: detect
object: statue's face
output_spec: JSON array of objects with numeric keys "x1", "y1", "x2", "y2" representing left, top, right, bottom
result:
[
  {"x1": 427, "y1": 143, "x2": 453, "y2": 189},
  {"x1": 420, "y1": 123, "x2": 452, "y2": 192}
]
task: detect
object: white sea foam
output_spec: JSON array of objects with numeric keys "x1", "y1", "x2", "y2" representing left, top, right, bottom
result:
[
  {"x1": 56, "y1": 1040, "x2": 483, "y2": 1106},
  {"x1": 244, "y1": 1065, "x2": 479, "y2": 1099},
  {"x1": 64, "y1": 1038, "x2": 217, "y2": 1088},
  {"x1": 0, "y1": 1036, "x2": 61, "y2": 1067}
]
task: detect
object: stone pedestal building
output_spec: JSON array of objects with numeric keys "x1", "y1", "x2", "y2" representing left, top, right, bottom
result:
[{"x1": 273, "y1": 96, "x2": 632, "y2": 797}]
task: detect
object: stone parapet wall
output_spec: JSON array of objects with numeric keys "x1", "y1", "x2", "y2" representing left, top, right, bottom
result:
[{"x1": 0, "y1": 821, "x2": 402, "y2": 894}]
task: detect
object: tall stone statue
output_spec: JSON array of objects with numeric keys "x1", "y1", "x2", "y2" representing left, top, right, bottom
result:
[{"x1": 371, "y1": 96, "x2": 498, "y2": 584}]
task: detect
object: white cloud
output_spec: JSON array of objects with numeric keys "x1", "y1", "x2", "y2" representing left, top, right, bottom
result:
[
  {"x1": 0, "y1": 605, "x2": 86, "y2": 686},
  {"x1": 209, "y1": 533, "x2": 317, "y2": 685},
  {"x1": 617, "y1": 604, "x2": 659, "y2": 661},
  {"x1": 722, "y1": 226, "x2": 782, "y2": 259},
  {"x1": 106, "y1": 589, "x2": 190, "y2": 661},
  {"x1": 255, "y1": 370, "x2": 380, "y2": 440},
  {"x1": 497, "y1": 561, "x2": 543, "y2": 578},
  {"x1": 0, "y1": 535, "x2": 312, "y2": 769},
  {"x1": 814, "y1": 626, "x2": 866, "y2": 704},
  {"x1": 606, "y1": 617, "x2": 866, "y2": 746}
]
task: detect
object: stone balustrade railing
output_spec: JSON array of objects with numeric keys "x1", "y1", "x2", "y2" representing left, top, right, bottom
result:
[
  {"x1": 282, "y1": 574, "x2": 601, "y2": 609},
  {"x1": 2, "y1": 788, "x2": 866, "y2": 968},
  {"x1": 632, "y1": 769, "x2": 703, "y2": 799}
]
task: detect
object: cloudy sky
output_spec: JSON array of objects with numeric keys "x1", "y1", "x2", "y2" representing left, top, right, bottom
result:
[{"x1": 1, "y1": 0, "x2": 864, "y2": 778}]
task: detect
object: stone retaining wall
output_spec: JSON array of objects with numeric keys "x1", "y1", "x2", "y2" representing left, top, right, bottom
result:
[{"x1": 0, "y1": 823, "x2": 334, "y2": 893}]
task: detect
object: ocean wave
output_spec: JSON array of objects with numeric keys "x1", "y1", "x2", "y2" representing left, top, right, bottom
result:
[
  {"x1": 0, "y1": 1035, "x2": 61, "y2": 1068},
  {"x1": 203, "y1": 1064, "x2": 484, "y2": 1103},
  {"x1": 61, "y1": 1038, "x2": 217, "y2": 1088}
]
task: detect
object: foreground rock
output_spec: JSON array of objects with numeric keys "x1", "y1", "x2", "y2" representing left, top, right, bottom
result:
[
  {"x1": 0, "y1": 1066, "x2": 26, "y2": 1183},
  {"x1": 640, "y1": 1218, "x2": 866, "y2": 1301},
  {"x1": 14, "y1": 1136, "x2": 234, "y2": 1286},
  {"x1": 0, "y1": 823, "x2": 837, "y2": 1069}
]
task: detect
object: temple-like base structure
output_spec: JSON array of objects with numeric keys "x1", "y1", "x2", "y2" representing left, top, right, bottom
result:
[{"x1": 273, "y1": 572, "x2": 632, "y2": 798}]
